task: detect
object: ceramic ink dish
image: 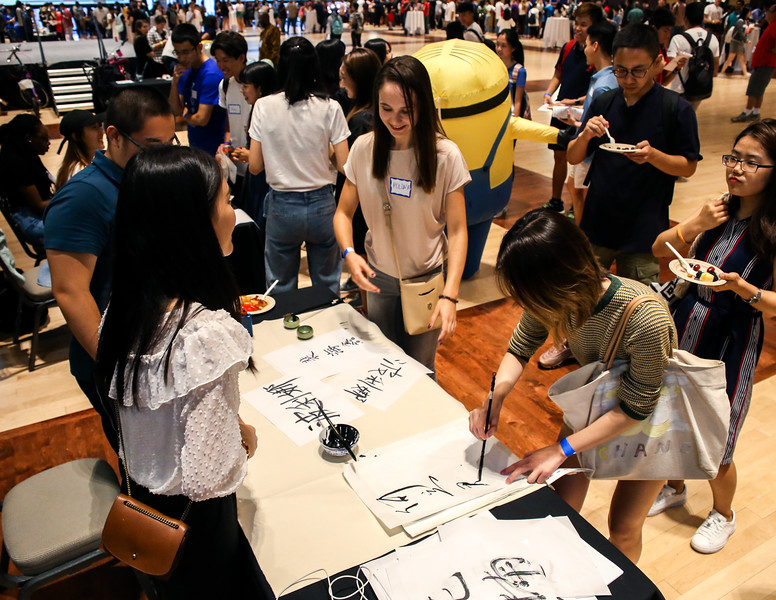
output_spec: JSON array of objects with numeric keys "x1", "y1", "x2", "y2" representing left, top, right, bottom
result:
[
  {"x1": 319, "y1": 424, "x2": 360, "y2": 458},
  {"x1": 283, "y1": 313, "x2": 300, "y2": 329},
  {"x1": 297, "y1": 325, "x2": 314, "y2": 340}
]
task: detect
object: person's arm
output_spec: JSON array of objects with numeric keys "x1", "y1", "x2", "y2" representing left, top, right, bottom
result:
[
  {"x1": 652, "y1": 195, "x2": 729, "y2": 257},
  {"x1": 16, "y1": 184, "x2": 49, "y2": 213},
  {"x1": 184, "y1": 102, "x2": 215, "y2": 127},
  {"x1": 431, "y1": 185, "x2": 466, "y2": 343},
  {"x1": 543, "y1": 69, "x2": 561, "y2": 104},
  {"x1": 715, "y1": 259, "x2": 776, "y2": 316},
  {"x1": 248, "y1": 139, "x2": 264, "y2": 174},
  {"x1": 334, "y1": 179, "x2": 381, "y2": 293},
  {"x1": 469, "y1": 351, "x2": 528, "y2": 439},
  {"x1": 566, "y1": 114, "x2": 608, "y2": 165},
  {"x1": 331, "y1": 138, "x2": 349, "y2": 174},
  {"x1": 169, "y1": 67, "x2": 186, "y2": 116},
  {"x1": 47, "y1": 249, "x2": 100, "y2": 359}
]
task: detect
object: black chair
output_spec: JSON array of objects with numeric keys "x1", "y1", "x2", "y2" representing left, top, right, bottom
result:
[
  {"x1": 0, "y1": 196, "x2": 45, "y2": 266},
  {"x1": 0, "y1": 243, "x2": 56, "y2": 371}
]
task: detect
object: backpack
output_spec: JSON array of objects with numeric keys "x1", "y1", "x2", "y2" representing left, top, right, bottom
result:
[
  {"x1": 351, "y1": 10, "x2": 363, "y2": 32},
  {"x1": 466, "y1": 25, "x2": 497, "y2": 53},
  {"x1": 510, "y1": 63, "x2": 532, "y2": 120},
  {"x1": 678, "y1": 31, "x2": 714, "y2": 101},
  {"x1": 331, "y1": 14, "x2": 343, "y2": 34},
  {"x1": 731, "y1": 19, "x2": 746, "y2": 43}
]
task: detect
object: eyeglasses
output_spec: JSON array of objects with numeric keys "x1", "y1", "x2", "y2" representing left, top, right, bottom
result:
[
  {"x1": 612, "y1": 60, "x2": 655, "y2": 79},
  {"x1": 114, "y1": 126, "x2": 180, "y2": 149},
  {"x1": 722, "y1": 154, "x2": 775, "y2": 173}
]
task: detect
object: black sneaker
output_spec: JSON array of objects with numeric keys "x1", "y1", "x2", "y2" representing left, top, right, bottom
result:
[{"x1": 542, "y1": 198, "x2": 565, "y2": 213}]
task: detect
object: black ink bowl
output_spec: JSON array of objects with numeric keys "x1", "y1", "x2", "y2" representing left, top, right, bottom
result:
[{"x1": 318, "y1": 424, "x2": 360, "y2": 458}]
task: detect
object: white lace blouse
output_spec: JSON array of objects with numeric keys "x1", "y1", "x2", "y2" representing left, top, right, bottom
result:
[{"x1": 109, "y1": 305, "x2": 253, "y2": 501}]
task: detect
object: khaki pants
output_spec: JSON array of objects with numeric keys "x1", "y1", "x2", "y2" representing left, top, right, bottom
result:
[{"x1": 592, "y1": 245, "x2": 659, "y2": 285}]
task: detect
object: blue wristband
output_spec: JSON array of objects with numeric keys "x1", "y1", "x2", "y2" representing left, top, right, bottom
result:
[
  {"x1": 560, "y1": 437, "x2": 576, "y2": 457},
  {"x1": 342, "y1": 247, "x2": 355, "y2": 259}
]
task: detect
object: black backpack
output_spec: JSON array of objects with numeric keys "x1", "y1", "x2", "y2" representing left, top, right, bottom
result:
[
  {"x1": 678, "y1": 31, "x2": 714, "y2": 101},
  {"x1": 466, "y1": 25, "x2": 497, "y2": 53}
]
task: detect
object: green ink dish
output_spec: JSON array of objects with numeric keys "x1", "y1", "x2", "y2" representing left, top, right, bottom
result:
[
  {"x1": 297, "y1": 325, "x2": 314, "y2": 340},
  {"x1": 283, "y1": 313, "x2": 300, "y2": 329}
]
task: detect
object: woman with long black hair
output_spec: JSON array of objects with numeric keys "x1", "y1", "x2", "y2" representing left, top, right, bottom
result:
[{"x1": 97, "y1": 146, "x2": 274, "y2": 599}]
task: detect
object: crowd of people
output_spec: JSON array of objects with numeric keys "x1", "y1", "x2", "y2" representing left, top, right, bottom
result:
[{"x1": 0, "y1": 0, "x2": 775, "y2": 593}]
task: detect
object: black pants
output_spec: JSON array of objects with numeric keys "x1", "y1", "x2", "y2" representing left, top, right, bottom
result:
[
  {"x1": 351, "y1": 31, "x2": 361, "y2": 46},
  {"x1": 77, "y1": 376, "x2": 119, "y2": 454},
  {"x1": 128, "y1": 482, "x2": 276, "y2": 600}
]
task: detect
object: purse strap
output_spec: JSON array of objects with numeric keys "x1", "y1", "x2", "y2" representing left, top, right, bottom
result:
[
  {"x1": 603, "y1": 294, "x2": 670, "y2": 369},
  {"x1": 379, "y1": 179, "x2": 406, "y2": 284},
  {"x1": 111, "y1": 386, "x2": 193, "y2": 521}
]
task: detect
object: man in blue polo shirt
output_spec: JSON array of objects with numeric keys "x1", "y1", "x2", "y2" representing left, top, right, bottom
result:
[
  {"x1": 567, "y1": 24, "x2": 701, "y2": 285},
  {"x1": 169, "y1": 23, "x2": 226, "y2": 156},
  {"x1": 44, "y1": 88, "x2": 176, "y2": 451}
]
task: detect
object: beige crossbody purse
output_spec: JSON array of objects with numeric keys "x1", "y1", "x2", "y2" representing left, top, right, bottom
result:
[{"x1": 380, "y1": 182, "x2": 444, "y2": 335}]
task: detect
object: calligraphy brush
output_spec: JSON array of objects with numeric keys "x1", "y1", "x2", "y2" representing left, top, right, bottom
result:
[
  {"x1": 477, "y1": 372, "x2": 497, "y2": 482},
  {"x1": 316, "y1": 400, "x2": 358, "y2": 462}
]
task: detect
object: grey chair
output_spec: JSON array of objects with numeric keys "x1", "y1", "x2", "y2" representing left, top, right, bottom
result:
[
  {"x1": 0, "y1": 459, "x2": 120, "y2": 600},
  {"x1": 0, "y1": 240, "x2": 56, "y2": 371}
]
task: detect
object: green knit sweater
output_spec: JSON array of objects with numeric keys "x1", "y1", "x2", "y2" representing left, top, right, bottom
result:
[{"x1": 508, "y1": 276, "x2": 678, "y2": 420}]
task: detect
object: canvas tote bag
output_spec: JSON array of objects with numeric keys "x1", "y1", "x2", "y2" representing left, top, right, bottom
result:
[
  {"x1": 548, "y1": 295, "x2": 730, "y2": 480},
  {"x1": 380, "y1": 182, "x2": 444, "y2": 335}
]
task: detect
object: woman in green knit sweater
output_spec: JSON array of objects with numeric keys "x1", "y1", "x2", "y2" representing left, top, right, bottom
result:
[{"x1": 469, "y1": 209, "x2": 677, "y2": 563}]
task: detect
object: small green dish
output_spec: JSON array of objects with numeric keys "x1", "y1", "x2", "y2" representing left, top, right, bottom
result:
[
  {"x1": 283, "y1": 313, "x2": 300, "y2": 329},
  {"x1": 297, "y1": 325, "x2": 314, "y2": 340}
]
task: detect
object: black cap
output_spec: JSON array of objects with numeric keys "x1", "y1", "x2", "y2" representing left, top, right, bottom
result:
[{"x1": 57, "y1": 110, "x2": 105, "y2": 153}]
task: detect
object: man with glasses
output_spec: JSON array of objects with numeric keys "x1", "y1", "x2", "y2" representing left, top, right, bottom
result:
[
  {"x1": 169, "y1": 23, "x2": 226, "y2": 156},
  {"x1": 44, "y1": 87, "x2": 176, "y2": 453},
  {"x1": 567, "y1": 24, "x2": 701, "y2": 286}
]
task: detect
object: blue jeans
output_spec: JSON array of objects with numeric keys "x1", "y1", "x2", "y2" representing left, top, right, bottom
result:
[
  {"x1": 264, "y1": 185, "x2": 341, "y2": 297},
  {"x1": 11, "y1": 206, "x2": 45, "y2": 253}
]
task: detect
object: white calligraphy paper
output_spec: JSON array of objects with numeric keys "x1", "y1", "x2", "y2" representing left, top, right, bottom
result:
[
  {"x1": 344, "y1": 419, "x2": 526, "y2": 530},
  {"x1": 242, "y1": 375, "x2": 364, "y2": 446},
  {"x1": 262, "y1": 328, "x2": 384, "y2": 381},
  {"x1": 327, "y1": 354, "x2": 431, "y2": 411}
]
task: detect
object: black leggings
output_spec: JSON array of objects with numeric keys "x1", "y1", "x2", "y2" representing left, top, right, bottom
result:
[{"x1": 351, "y1": 31, "x2": 361, "y2": 47}]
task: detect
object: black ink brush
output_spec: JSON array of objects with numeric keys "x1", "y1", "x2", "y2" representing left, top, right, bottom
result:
[
  {"x1": 477, "y1": 372, "x2": 497, "y2": 481},
  {"x1": 317, "y1": 400, "x2": 358, "y2": 462}
]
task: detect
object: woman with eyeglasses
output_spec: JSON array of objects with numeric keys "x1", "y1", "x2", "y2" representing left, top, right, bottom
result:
[{"x1": 651, "y1": 119, "x2": 776, "y2": 554}]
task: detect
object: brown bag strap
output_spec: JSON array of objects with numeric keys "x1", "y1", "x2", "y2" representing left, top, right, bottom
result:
[
  {"x1": 603, "y1": 294, "x2": 666, "y2": 369},
  {"x1": 379, "y1": 180, "x2": 405, "y2": 284}
]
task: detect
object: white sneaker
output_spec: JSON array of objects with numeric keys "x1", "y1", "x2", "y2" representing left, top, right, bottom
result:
[
  {"x1": 648, "y1": 484, "x2": 688, "y2": 516},
  {"x1": 691, "y1": 509, "x2": 736, "y2": 554}
]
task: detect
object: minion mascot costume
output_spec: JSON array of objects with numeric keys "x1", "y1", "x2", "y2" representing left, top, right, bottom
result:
[{"x1": 415, "y1": 39, "x2": 566, "y2": 279}]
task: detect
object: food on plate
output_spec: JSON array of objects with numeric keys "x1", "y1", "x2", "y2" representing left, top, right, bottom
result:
[
  {"x1": 240, "y1": 294, "x2": 268, "y2": 313},
  {"x1": 681, "y1": 262, "x2": 720, "y2": 282}
]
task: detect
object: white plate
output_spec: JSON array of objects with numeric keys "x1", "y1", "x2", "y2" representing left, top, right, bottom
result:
[
  {"x1": 669, "y1": 259, "x2": 726, "y2": 287},
  {"x1": 600, "y1": 142, "x2": 638, "y2": 153},
  {"x1": 240, "y1": 294, "x2": 276, "y2": 315}
]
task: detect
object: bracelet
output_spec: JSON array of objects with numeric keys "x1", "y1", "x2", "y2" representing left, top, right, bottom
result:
[
  {"x1": 560, "y1": 437, "x2": 576, "y2": 457},
  {"x1": 544, "y1": 92, "x2": 552, "y2": 97},
  {"x1": 342, "y1": 247, "x2": 355, "y2": 259},
  {"x1": 439, "y1": 294, "x2": 458, "y2": 304},
  {"x1": 676, "y1": 223, "x2": 688, "y2": 245},
  {"x1": 744, "y1": 288, "x2": 762, "y2": 305}
]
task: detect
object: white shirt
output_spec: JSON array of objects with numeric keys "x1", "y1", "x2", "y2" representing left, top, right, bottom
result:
[
  {"x1": 444, "y1": 0, "x2": 456, "y2": 21},
  {"x1": 463, "y1": 20, "x2": 484, "y2": 42},
  {"x1": 495, "y1": 1, "x2": 505, "y2": 20},
  {"x1": 704, "y1": 3, "x2": 723, "y2": 23},
  {"x1": 249, "y1": 93, "x2": 350, "y2": 191},
  {"x1": 219, "y1": 76, "x2": 251, "y2": 176},
  {"x1": 111, "y1": 307, "x2": 252, "y2": 501},
  {"x1": 667, "y1": 26, "x2": 720, "y2": 94}
]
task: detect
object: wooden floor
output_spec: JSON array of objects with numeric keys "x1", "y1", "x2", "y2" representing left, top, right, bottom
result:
[{"x1": 1, "y1": 28, "x2": 776, "y2": 599}]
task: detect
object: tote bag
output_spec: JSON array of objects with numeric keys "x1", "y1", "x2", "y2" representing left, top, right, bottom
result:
[{"x1": 548, "y1": 296, "x2": 730, "y2": 480}]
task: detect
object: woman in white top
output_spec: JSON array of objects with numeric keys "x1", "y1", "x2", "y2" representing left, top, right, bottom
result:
[
  {"x1": 249, "y1": 36, "x2": 350, "y2": 296},
  {"x1": 333, "y1": 56, "x2": 469, "y2": 373},
  {"x1": 97, "y1": 146, "x2": 274, "y2": 598}
]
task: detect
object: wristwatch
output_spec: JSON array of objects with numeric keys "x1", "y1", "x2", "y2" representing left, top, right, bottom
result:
[{"x1": 744, "y1": 288, "x2": 762, "y2": 305}]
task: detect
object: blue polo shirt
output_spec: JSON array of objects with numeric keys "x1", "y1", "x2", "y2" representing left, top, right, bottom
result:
[
  {"x1": 178, "y1": 58, "x2": 227, "y2": 155},
  {"x1": 577, "y1": 84, "x2": 702, "y2": 254},
  {"x1": 555, "y1": 40, "x2": 593, "y2": 101},
  {"x1": 44, "y1": 150, "x2": 122, "y2": 381}
]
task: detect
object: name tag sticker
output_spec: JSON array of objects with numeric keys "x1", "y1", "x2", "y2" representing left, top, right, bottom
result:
[
  {"x1": 389, "y1": 177, "x2": 412, "y2": 198},
  {"x1": 228, "y1": 103, "x2": 241, "y2": 115}
]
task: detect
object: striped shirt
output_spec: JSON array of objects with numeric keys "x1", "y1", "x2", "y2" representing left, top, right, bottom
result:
[{"x1": 508, "y1": 276, "x2": 677, "y2": 420}]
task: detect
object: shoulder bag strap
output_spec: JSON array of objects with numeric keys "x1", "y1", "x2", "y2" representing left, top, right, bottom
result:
[
  {"x1": 379, "y1": 180, "x2": 404, "y2": 283},
  {"x1": 603, "y1": 294, "x2": 663, "y2": 369}
]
